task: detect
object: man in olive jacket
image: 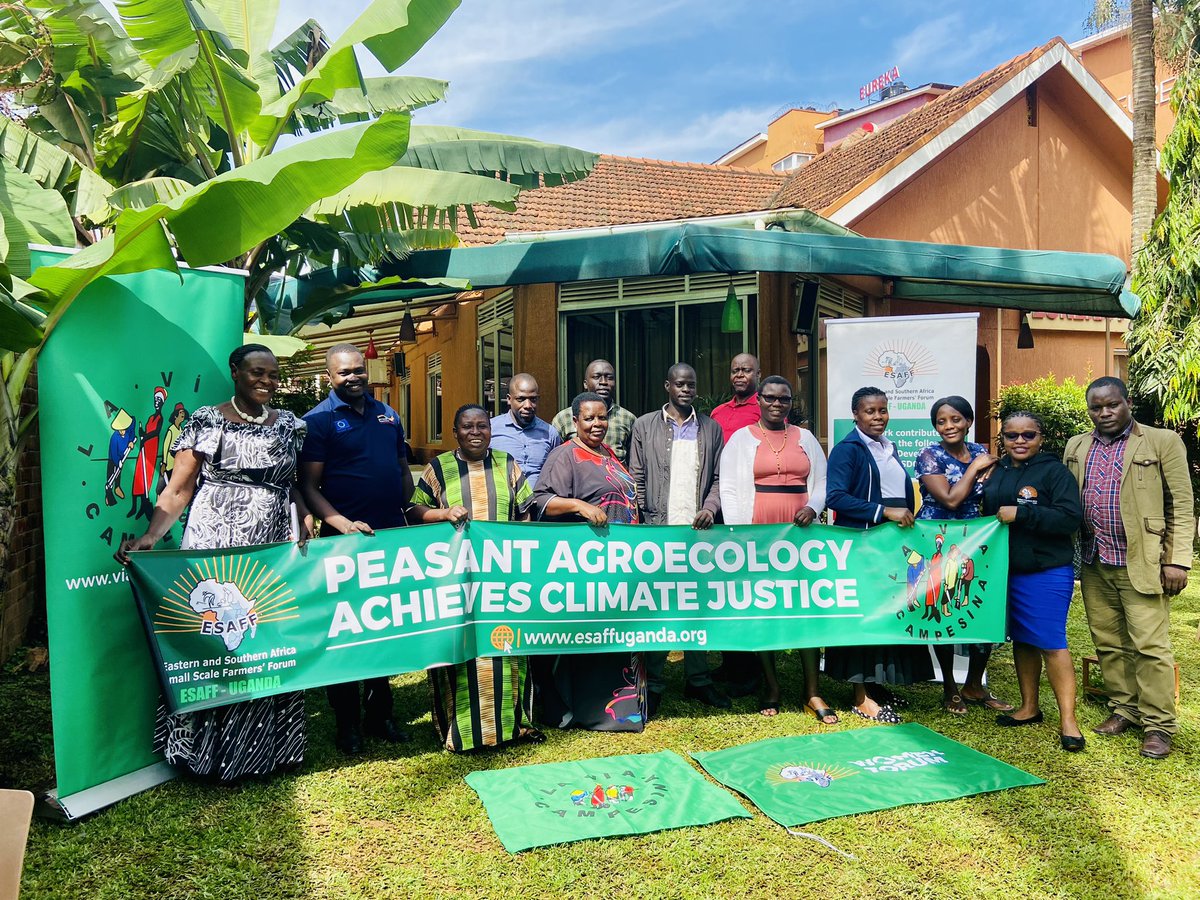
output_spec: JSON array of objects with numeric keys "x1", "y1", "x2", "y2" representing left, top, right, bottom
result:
[
  {"x1": 1064, "y1": 377, "x2": 1195, "y2": 759},
  {"x1": 628, "y1": 363, "x2": 727, "y2": 716}
]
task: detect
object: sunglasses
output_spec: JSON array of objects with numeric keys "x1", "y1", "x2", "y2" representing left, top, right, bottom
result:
[
  {"x1": 1002, "y1": 430, "x2": 1041, "y2": 442},
  {"x1": 760, "y1": 396, "x2": 792, "y2": 406}
]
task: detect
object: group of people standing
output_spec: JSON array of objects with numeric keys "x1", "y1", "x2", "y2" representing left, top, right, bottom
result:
[{"x1": 118, "y1": 340, "x2": 1193, "y2": 783}]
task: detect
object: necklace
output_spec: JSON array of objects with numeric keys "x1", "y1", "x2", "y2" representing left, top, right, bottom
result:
[
  {"x1": 230, "y1": 395, "x2": 269, "y2": 424},
  {"x1": 756, "y1": 423, "x2": 790, "y2": 474}
]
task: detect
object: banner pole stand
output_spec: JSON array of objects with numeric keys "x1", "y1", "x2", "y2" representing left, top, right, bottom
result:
[{"x1": 38, "y1": 763, "x2": 177, "y2": 822}]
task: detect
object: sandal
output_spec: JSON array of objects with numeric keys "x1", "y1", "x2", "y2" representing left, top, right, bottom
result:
[
  {"x1": 943, "y1": 694, "x2": 968, "y2": 716},
  {"x1": 759, "y1": 696, "x2": 782, "y2": 717},
  {"x1": 963, "y1": 691, "x2": 1015, "y2": 712},
  {"x1": 850, "y1": 703, "x2": 901, "y2": 724},
  {"x1": 805, "y1": 702, "x2": 840, "y2": 726}
]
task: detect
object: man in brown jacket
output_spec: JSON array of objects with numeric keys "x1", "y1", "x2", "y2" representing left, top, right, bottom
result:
[{"x1": 1064, "y1": 377, "x2": 1194, "y2": 759}]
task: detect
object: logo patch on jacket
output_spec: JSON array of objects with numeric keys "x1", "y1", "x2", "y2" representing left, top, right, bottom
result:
[{"x1": 1016, "y1": 486, "x2": 1039, "y2": 505}]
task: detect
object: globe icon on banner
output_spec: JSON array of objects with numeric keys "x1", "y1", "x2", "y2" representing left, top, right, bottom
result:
[{"x1": 490, "y1": 625, "x2": 515, "y2": 651}]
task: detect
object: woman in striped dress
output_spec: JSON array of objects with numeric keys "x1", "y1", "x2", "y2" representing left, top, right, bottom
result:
[{"x1": 409, "y1": 403, "x2": 542, "y2": 751}]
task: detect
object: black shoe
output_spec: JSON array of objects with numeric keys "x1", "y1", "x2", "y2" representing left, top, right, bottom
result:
[
  {"x1": 683, "y1": 683, "x2": 732, "y2": 709},
  {"x1": 363, "y1": 717, "x2": 410, "y2": 744},
  {"x1": 996, "y1": 711, "x2": 1044, "y2": 727},
  {"x1": 1060, "y1": 733, "x2": 1086, "y2": 752},
  {"x1": 647, "y1": 691, "x2": 663, "y2": 720},
  {"x1": 335, "y1": 724, "x2": 364, "y2": 755}
]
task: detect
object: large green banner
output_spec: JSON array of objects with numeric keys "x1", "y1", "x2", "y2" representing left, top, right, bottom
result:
[
  {"x1": 692, "y1": 723, "x2": 1043, "y2": 826},
  {"x1": 128, "y1": 518, "x2": 1008, "y2": 714},
  {"x1": 37, "y1": 249, "x2": 243, "y2": 813}
]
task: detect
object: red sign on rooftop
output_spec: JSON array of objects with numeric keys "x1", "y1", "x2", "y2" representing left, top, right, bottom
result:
[{"x1": 860, "y1": 66, "x2": 901, "y2": 100}]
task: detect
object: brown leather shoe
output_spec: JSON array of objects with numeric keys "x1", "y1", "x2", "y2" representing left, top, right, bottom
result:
[
  {"x1": 1093, "y1": 714, "x2": 1136, "y2": 736},
  {"x1": 1140, "y1": 731, "x2": 1172, "y2": 759}
]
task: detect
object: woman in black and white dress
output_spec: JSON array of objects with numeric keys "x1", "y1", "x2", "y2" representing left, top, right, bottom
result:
[{"x1": 119, "y1": 344, "x2": 311, "y2": 780}]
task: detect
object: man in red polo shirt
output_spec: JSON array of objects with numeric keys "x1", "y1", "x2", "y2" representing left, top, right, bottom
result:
[
  {"x1": 709, "y1": 353, "x2": 761, "y2": 696},
  {"x1": 710, "y1": 353, "x2": 760, "y2": 444}
]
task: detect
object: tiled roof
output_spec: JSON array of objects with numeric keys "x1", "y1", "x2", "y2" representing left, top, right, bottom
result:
[
  {"x1": 458, "y1": 155, "x2": 787, "y2": 246},
  {"x1": 770, "y1": 39, "x2": 1060, "y2": 214}
]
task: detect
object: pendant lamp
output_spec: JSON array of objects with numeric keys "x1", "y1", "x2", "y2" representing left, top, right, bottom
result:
[
  {"x1": 398, "y1": 305, "x2": 417, "y2": 343},
  {"x1": 720, "y1": 277, "x2": 743, "y2": 333}
]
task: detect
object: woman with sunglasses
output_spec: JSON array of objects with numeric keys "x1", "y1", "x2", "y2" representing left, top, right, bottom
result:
[
  {"x1": 983, "y1": 411, "x2": 1085, "y2": 752},
  {"x1": 720, "y1": 375, "x2": 829, "y2": 722}
]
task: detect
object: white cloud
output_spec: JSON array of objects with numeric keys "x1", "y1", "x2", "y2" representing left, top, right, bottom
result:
[{"x1": 891, "y1": 12, "x2": 1008, "y2": 77}]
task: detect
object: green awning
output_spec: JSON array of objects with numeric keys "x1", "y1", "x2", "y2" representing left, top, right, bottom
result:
[{"x1": 381, "y1": 223, "x2": 1138, "y2": 318}]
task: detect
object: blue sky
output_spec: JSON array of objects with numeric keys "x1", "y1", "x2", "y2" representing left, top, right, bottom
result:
[{"x1": 275, "y1": 0, "x2": 1101, "y2": 163}]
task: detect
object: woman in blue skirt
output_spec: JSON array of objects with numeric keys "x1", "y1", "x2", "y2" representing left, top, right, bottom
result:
[{"x1": 983, "y1": 411, "x2": 1085, "y2": 751}]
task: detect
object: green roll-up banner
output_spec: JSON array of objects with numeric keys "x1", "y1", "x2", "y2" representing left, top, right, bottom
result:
[
  {"x1": 37, "y1": 248, "x2": 243, "y2": 817},
  {"x1": 128, "y1": 518, "x2": 1008, "y2": 714}
]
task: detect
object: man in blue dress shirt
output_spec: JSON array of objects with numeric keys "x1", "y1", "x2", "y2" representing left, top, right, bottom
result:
[
  {"x1": 300, "y1": 344, "x2": 412, "y2": 754},
  {"x1": 488, "y1": 373, "x2": 561, "y2": 487}
]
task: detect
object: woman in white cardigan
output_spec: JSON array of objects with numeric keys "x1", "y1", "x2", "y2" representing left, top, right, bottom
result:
[{"x1": 719, "y1": 376, "x2": 833, "y2": 722}]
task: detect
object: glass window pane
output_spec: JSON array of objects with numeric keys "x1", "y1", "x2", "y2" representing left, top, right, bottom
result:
[
  {"x1": 563, "y1": 311, "x2": 615, "y2": 404},
  {"x1": 480, "y1": 333, "x2": 497, "y2": 414},
  {"x1": 619, "y1": 306, "x2": 674, "y2": 415},
  {"x1": 678, "y1": 300, "x2": 752, "y2": 410},
  {"x1": 428, "y1": 372, "x2": 443, "y2": 442},
  {"x1": 499, "y1": 328, "x2": 513, "y2": 408}
]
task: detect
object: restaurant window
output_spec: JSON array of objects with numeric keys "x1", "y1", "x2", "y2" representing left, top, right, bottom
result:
[
  {"x1": 478, "y1": 292, "x2": 515, "y2": 415},
  {"x1": 427, "y1": 352, "x2": 443, "y2": 443},
  {"x1": 558, "y1": 274, "x2": 757, "y2": 415}
]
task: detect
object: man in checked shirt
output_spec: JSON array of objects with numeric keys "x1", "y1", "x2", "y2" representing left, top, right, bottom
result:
[{"x1": 1064, "y1": 377, "x2": 1195, "y2": 759}]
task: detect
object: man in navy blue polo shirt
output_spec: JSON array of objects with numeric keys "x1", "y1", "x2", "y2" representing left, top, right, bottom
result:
[{"x1": 300, "y1": 343, "x2": 413, "y2": 754}]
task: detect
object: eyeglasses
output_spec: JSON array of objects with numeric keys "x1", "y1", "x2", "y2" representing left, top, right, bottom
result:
[
  {"x1": 1002, "y1": 430, "x2": 1041, "y2": 442},
  {"x1": 760, "y1": 396, "x2": 792, "y2": 406}
]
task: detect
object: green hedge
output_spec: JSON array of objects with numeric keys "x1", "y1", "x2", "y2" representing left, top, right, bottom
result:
[{"x1": 992, "y1": 375, "x2": 1091, "y2": 458}]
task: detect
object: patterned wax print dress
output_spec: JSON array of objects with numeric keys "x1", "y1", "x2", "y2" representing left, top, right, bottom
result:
[
  {"x1": 154, "y1": 405, "x2": 307, "y2": 780},
  {"x1": 412, "y1": 449, "x2": 538, "y2": 751}
]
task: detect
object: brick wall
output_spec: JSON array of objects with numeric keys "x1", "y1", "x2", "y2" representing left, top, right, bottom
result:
[{"x1": 0, "y1": 375, "x2": 44, "y2": 662}]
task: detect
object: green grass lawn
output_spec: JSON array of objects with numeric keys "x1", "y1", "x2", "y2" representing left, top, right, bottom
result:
[{"x1": 4, "y1": 579, "x2": 1199, "y2": 900}]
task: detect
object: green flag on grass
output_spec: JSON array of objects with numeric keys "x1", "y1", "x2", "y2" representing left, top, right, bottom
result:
[
  {"x1": 465, "y1": 750, "x2": 750, "y2": 852},
  {"x1": 692, "y1": 723, "x2": 1043, "y2": 827}
]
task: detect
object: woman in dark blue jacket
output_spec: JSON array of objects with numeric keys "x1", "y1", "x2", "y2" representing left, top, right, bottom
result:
[
  {"x1": 824, "y1": 387, "x2": 932, "y2": 722},
  {"x1": 983, "y1": 410, "x2": 1085, "y2": 752}
]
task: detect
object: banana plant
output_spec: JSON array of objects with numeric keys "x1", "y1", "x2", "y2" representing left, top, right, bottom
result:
[{"x1": 0, "y1": 0, "x2": 598, "y2": 612}]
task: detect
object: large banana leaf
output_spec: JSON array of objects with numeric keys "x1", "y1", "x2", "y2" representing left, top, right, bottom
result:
[
  {"x1": 0, "y1": 118, "x2": 114, "y2": 221},
  {"x1": 256, "y1": 0, "x2": 458, "y2": 146},
  {"x1": 107, "y1": 175, "x2": 194, "y2": 209},
  {"x1": 39, "y1": 0, "x2": 148, "y2": 79},
  {"x1": 308, "y1": 167, "x2": 518, "y2": 216},
  {"x1": 114, "y1": 0, "x2": 232, "y2": 66},
  {"x1": 205, "y1": 0, "x2": 279, "y2": 111},
  {"x1": 0, "y1": 158, "x2": 76, "y2": 256},
  {"x1": 29, "y1": 111, "x2": 413, "y2": 326},
  {"x1": 400, "y1": 126, "x2": 597, "y2": 187},
  {"x1": 289, "y1": 75, "x2": 447, "y2": 135},
  {"x1": 0, "y1": 277, "x2": 49, "y2": 351}
]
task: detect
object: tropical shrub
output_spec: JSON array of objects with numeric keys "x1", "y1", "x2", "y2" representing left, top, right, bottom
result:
[{"x1": 992, "y1": 375, "x2": 1091, "y2": 457}]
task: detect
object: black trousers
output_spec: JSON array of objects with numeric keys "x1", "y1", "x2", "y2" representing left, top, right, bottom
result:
[{"x1": 326, "y1": 677, "x2": 394, "y2": 729}]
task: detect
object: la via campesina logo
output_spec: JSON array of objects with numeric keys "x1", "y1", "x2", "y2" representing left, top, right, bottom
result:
[
  {"x1": 863, "y1": 341, "x2": 937, "y2": 389},
  {"x1": 767, "y1": 762, "x2": 858, "y2": 788},
  {"x1": 154, "y1": 556, "x2": 298, "y2": 651},
  {"x1": 534, "y1": 769, "x2": 668, "y2": 818},
  {"x1": 571, "y1": 785, "x2": 635, "y2": 808}
]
